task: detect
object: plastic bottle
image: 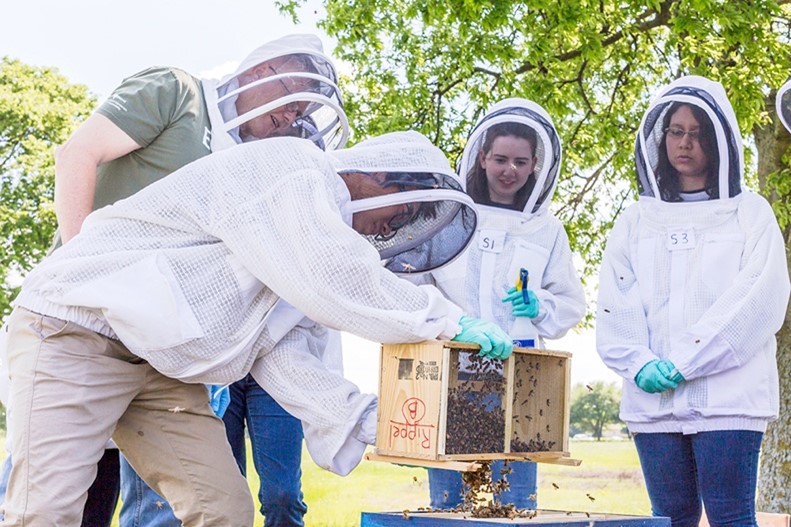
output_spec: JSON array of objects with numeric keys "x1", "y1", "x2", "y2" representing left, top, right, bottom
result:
[
  {"x1": 511, "y1": 315, "x2": 539, "y2": 349},
  {"x1": 510, "y1": 268, "x2": 539, "y2": 348}
]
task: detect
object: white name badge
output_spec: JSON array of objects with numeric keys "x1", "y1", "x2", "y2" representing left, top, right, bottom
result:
[
  {"x1": 478, "y1": 230, "x2": 506, "y2": 253},
  {"x1": 666, "y1": 228, "x2": 696, "y2": 250}
]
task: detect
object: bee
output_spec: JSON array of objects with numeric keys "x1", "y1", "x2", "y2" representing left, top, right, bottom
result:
[
  {"x1": 552, "y1": 482, "x2": 559, "y2": 489},
  {"x1": 155, "y1": 501, "x2": 164, "y2": 509},
  {"x1": 402, "y1": 509, "x2": 410, "y2": 519},
  {"x1": 586, "y1": 384, "x2": 594, "y2": 391},
  {"x1": 413, "y1": 475, "x2": 418, "y2": 483},
  {"x1": 401, "y1": 262, "x2": 417, "y2": 272},
  {"x1": 585, "y1": 512, "x2": 591, "y2": 518},
  {"x1": 587, "y1": 493, "x2": 596, "y2": 502},
  {"x1": 168, "y1": 406, "x2": 185, "y2": 413}
]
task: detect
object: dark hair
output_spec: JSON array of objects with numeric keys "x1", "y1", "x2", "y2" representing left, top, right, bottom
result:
[
  {"x1": 655, "y1": 102, "x2": 720, "y2": 201},
  {"x1": 465, "y1": 122, "x2": 538, "y2": 211}
]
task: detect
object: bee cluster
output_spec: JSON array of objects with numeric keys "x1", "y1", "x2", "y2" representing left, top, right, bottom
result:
[
  {"x1": 444, "y1": 352, "x2": 505, "y2": 454},
  {"x1": 509, "y1": 354, "x2": 561, "y2": 453},
  {"x1": 420, "y1": 461, "x2": 537, "y2": 519}
]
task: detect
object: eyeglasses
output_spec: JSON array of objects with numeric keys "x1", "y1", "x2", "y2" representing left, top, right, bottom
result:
[
  {"x1": 664, "y1": 127, "x2": 700, "y2": 141},
  {"x1": 267, "y1": 65, "x2": 305, "y2": 115},
  {"x1": 388, "y1": 203, "x2": 418, "y2": 231}
]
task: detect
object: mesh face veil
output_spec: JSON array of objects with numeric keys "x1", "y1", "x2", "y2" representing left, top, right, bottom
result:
[
  {"x1": 457, "y1": 98, "x2": 562, "y2": 215},
  {"x1": 634, "y1": 76, "x2": 743, "y2": 202},
  {"x1": 202, "y1": 34, "x2": 349, "y2": 152},
  {"x1": 776, "y1": 77, "x2": 791, "y2": 134},
  {"x1": 330, "y1": 131, "x2": 478, "y2": 274}
]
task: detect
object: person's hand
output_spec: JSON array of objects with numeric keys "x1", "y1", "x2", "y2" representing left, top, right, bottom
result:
[
  {"x1": 452, "y1": 315, "x2": 513, "y2": 360},
  {"x1": 658, "y1": 359, "x2": 684, "y2": 383},
  {"x1": 635, "y1": 360, "x2": 679, "y2": 393},
  {"x1": 209, "y1": 385, "x2": 231, "y2": 418},
  {"x1": 501, "y1": 287, "x2": 540, "y2": 318}
]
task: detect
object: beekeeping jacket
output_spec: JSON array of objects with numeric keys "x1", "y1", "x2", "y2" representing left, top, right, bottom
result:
[
  {"x1": 427, "y1": 98, "x2": 586, "y2": 346},
  {"x1": 597, "y1": 76, "x2": 790, "y2": 434},
  {"x1": 202, "y1": 33, "x2": 348, "y2": 151},
  {"x1": 14, "y1": 131, "x2": 476, "y2": 474}
]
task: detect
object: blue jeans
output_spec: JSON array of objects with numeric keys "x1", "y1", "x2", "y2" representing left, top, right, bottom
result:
[
  {"x1": 119, "y1": 455, "x2": 179, "y2": 527},
  {"x1": 224, "y1": 374, "x2": 307, "y2": 526},
  {"x1": 634, "y1": 430, "x2": 763, "y2": 527},
  {"x1": 428, "y1": 461, "x2": 537, "y2": 509}
]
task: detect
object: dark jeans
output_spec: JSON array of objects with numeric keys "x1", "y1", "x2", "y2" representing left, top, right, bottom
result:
[
  {"x1": 427, "y1": 461, "x2": 537, "y2": 509},
  {"x1": 634, "y1": 430, "x2": 763, "y2": 527},
  {"x1": 223, "y1": 374, "x2": 308, "y2": 527}
]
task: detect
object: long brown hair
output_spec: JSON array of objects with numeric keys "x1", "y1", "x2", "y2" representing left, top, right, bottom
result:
[{"x1": 465, "y1": 122, "x2": 538, "y2": 211}]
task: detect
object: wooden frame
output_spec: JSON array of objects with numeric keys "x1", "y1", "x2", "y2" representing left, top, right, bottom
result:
[{"x1": 373, "y1": 340, "x2": 578, "y2": 469}]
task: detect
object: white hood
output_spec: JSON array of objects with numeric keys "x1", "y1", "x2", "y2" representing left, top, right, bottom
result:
[
  {"x1": 776, "y1": 76, "x2": 791, "y2": 134},
  {"x1": 329, "y1": 131, "x2": 478, "y2": 274},
  {"x1": 202, "y1": 33, "x2": 349, "y2": 152},
  {"x1": 635, "y1": 75, "x2": 743, "y2": 202},
  {"x1": 457, "y1": 97, "x2": 562, "y2": 218}
]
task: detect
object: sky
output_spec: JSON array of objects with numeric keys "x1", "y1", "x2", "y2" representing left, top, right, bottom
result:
[{"x1": 1, "y1": 0, "x2": 620, "y2": 393}]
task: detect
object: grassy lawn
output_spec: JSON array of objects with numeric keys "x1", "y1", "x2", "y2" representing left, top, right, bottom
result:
[{"x1": 0, "y1": 435, "x2": 650, "y2": 526}]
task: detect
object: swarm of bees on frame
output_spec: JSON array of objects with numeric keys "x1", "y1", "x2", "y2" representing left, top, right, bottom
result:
[
  {"x1": 510, "y1": 356, "x2": 561, "y2": 453},
  {"x1": 444, "y1": 353, "x2": 506, "y2": 454}
]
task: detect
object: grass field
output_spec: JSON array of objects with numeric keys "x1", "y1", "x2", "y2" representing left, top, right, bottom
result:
[{"x1": 0, "y1": 437, "x2": 651, "y2": 526}]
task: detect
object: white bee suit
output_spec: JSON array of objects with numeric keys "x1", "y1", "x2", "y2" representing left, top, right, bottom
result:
[
  {"x1": 13, "y1": 132, "x2": 474, "y2": 475},
  {"x1": 597, "y1": 76, "x2": 790, "y2": 433},
  {"x1": 429, "y1": 99, "x2": 586, "y2": 345}
]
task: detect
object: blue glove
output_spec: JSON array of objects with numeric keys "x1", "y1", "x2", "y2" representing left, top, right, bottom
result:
[
  {"x1": 635, "y1": 360, "x2": 679, "y2": 393},
  {"x1": 501, "y1": 286, "x2": 540, "y2": 318},
  {"x1": 452, "y1": 315, "x2": 513, "y2": 360},
  {"x1": 209, "y1": 385, "x2": 231, "y2": 418}
]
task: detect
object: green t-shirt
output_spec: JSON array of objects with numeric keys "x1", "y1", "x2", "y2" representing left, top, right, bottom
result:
[
  {"x1": 93, "y1": 66, "x2": 212, "y2": 209},
  {"x1": 50, "y1": 67, "x2": 211, "y2": 251}
]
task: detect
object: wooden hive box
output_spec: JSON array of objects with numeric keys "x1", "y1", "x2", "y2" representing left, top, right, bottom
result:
[{"x1": 370, "y1": 340, "x2": 575, "y2": 469}]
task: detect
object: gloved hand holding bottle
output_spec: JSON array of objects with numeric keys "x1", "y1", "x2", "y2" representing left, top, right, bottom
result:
[
  {"x1": 634, "y1": 359, "x2": 684, "y2": 393},
  {"x1": 502, "y1": 268, "x2": 540, "y2": 318},
  {"x1": 452, "y1": 315, "x2": 513, "y2": 360}
]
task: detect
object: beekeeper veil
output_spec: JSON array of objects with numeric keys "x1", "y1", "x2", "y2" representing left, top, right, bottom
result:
[
  {"x1": 635, "y1": 75, "x2": 743, "y2": 202},
  {"x1": 202, "y1": 33, "x2": 349, "y2": 152},
  {"x1": 329, "y1": 131, "x2": 477, "y2": 274},
  {"x1": 458, "y1": 98, "x2": 561, "y2": 216},
  {"x1": 776, "y1": 77, "x2": 791, "y2": 134}
]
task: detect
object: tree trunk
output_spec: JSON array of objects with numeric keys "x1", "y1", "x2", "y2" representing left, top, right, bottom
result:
[{"x1": 754, "y1": 95, "x2": 791, "y2": 512}]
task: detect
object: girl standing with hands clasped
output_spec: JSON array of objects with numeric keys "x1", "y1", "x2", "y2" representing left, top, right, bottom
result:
[
  {"x1": 596, "y1": 76, "x2": 790, "y2": 527},
  {"x1": 426, "y1": 98, "x2": 586, "y2": 510}
]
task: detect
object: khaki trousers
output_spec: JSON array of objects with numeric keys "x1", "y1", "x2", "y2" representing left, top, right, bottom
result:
[{"x1": 1, "y1": 308, "x2": 254, "y2": 526}]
